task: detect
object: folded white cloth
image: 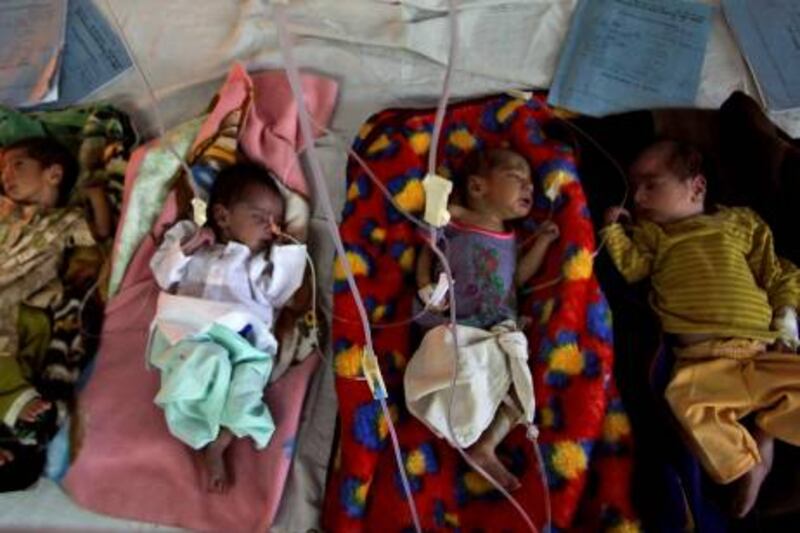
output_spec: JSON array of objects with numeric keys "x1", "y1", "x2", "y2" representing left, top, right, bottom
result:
[
  {"x1": 148, "y1": 292, "x2": 278, "y2": 353},
  {"x1": 772, "y1": 306, "x2": 800, "y2": 350},
  {"x1": 404, "y1": 320, "x2": 534, "y2": 448}
]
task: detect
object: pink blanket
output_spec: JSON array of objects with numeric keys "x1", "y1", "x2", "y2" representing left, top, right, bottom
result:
[{"x1": 63, "y1": 66, "x2": 337, "y2": 531}]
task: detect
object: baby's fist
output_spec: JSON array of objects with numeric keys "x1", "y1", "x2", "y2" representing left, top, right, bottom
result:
[
  {"x1": 535, "y1": 220, "x2": 560, "y2": 243},
  {"x1": 604, "y1": 207, "x2": 630, "y2": 226},
  {"x1": 181, "y1": 227, "x2": 216, "y2": 255}
]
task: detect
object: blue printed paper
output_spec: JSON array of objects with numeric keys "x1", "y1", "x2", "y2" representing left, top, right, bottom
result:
[
  {"x1": 0, "y1": 0, "x2": 67, "y2": 107},
  {"x1": 55, "y1": 0, "x2": 133, "y2": 106},
  {"x1": 548, "y1": 0, "x2": 713, "y2": 117},
  {"x1": 722, "y1": 0, "x2": 800, "y2": 112}
]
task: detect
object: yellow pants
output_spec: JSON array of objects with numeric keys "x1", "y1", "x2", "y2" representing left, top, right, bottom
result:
[{"x1": 665, "y1": 339, "x2": 800, "y2": 484}]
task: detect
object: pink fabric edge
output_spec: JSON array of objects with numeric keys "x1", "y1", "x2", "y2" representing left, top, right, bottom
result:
[
  {"x1": 62, "y1": 64, "x2": 337, "y2": 531},
  {"x1": 240, "y1": 69, "x2": 339, "y2": 197}
]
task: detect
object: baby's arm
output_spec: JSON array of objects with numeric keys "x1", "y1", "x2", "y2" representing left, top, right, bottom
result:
[
  {"x1": 273, "y1": 268, "x2": 314, "y2": 345},
  {"x1": 416, "y1": 244, "x2": 434, "y2": 290},
  {"x1": 746, "y1": 212, "x2": 800, "y2": 351},
  {"x1": 516, "y1": 221, "x2": 559, "y2": 287},
  {"x1": 283, "y1": 268, "x2": 313, "y2": 312},
  {"x1": 415, "y1": 242, "x2": 450, "y2": 311},
  {"x1": 149, "y1": 221, "x2": 204, "y2": 290},
  {"x1": 600, "y1": 208, "x2": 655, "y2": 283},
  {"x1": 83, "y1": 184, "x2": 114, "y2": 240}
]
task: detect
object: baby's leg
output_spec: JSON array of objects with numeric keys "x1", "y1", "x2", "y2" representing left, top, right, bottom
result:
[
  {"x1": 729, "y1": 350, "x2": 800, "y2": 517},
  {"x1": 465, "y1": 405, "x2": 520, "y2": 491},
  {"x1": 731, "y1": 427, "x2": 774, "y2": 518},
  {"x1": 202, "y1": 428, "x2": 235, "y2": 493},
  {"x1": 5, "y1": 305, "x2": 55, "y2": 437}
]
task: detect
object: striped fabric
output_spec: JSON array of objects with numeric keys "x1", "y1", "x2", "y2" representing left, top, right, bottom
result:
[{"x1": 601, "y1": 206, "x2": 800, "y2": 341}]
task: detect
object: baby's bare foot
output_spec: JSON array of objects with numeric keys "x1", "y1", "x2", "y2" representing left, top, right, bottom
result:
[
  {"x1": 19, "y1": 398, "x2": 52, "y2": 423},
  {"x1": 0, "y1": 448, "x2": 14, "y2": 466},
  {"x1": 202, "y1": 429, "x2": 234, "y2": 493},
  {"x1": 467, "y1": 446, "x2": 521, "y2": 492},
  {"x1": 731, "y1": 433, "x2": 774, "y2": 518}
]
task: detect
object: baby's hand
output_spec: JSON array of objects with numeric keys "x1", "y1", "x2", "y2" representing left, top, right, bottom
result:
[
  {"x1": 418, "y1": 283, "x2": 449, "y2": 312},
  {"x1": 604, "y1": 206, "x2": 631, "y2": 226},
  {"x1": 534, "y1": 220, "x2": 560, "y2": 244},
  {"x1": 271, "y1": 220, "x2": 292, "y2": 244},
  {"x1": 181, "y1": 227, "x2": 215, "y2": 255}
]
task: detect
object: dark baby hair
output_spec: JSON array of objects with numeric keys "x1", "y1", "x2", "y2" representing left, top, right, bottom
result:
[
  {"x1": 455, "y1": 147, "x2": 529, "y2": 207},
  {"x1": 655, "y1": 139, "x2": 705, "y2": 180},
  {"x1": 648, "y1": 139, "x2": 714, "y2": 208},
  {"x1": 206, "y1": 162, "x2": 284, "y2": 232},
  {"x1": 3, "y1": 137, "x2": 78, "y2": 205}
]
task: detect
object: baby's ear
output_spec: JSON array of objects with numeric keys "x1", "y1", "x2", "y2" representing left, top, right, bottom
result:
[
  {"x1": 692, "y1": 173, "x2": 707, "y2": 197},
  {"x1": 467, "y1": 174, "x2": 487, "y2": 196},
  {"x1": 44, "y1": 164, "x2": 64, "y2": 187},
  {"x1": 211, "y1": 203, "x2": 230, "y2": 229}
]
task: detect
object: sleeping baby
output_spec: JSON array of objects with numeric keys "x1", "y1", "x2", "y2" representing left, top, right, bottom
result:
[{"x1": 149, "y1": 162, "x2": 307, "y2": 492}]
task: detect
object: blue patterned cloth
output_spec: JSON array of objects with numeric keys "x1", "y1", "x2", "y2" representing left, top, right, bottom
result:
[{"x1": 415, "y1": 219, "x2": 517, "y2": 330}]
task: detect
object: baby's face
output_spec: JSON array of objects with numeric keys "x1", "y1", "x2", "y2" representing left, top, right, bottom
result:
[
  {"x1": 0, "y1": 148, "x2": 59, "y2": 207},
  {"x1": 218, "y1": 183, "x2": 285, "y2": 252},
  {"x1": 630, "y1": 151, "x2": 702, "y2": 224},
  {"x1": 481, "y1": 152, "x2": 534, "y2": 220}
]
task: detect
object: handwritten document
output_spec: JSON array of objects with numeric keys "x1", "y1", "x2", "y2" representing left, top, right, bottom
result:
[
  {"x1": 0, "y1": 0, "x2": 67, "y2": 107},
  {"x1": 548, "y1": 0, "x2": 713, "y2": 116},
  {"x1": 722, "y1": 0, "x2": 800, "y2": 112}
]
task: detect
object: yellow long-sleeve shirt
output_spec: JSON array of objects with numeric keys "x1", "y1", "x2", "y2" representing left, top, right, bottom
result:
[{"x1": 600, "y1": 206, "x2": 800, "y2": 342}]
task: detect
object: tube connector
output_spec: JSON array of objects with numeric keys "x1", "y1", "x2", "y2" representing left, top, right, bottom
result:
[{"x1": 422, "y1": 173, "x2": 453, "y2": 228}]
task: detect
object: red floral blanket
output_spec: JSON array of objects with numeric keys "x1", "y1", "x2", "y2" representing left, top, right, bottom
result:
[{"x1": 324, "y1": 95, "x2": 639, "y2": 532}]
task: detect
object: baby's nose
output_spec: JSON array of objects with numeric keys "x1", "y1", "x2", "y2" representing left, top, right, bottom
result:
[{"x1": 266, "y1": 217, "x2": 281, "y2": 235}]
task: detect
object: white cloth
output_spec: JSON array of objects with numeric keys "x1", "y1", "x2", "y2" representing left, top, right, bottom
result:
[
  {"x1": 145, "y1": 222, "x2": 308, "y2": 450},
  {"x1": 772, "y1": 306, "x2": 800, "y2": 350},
  {"x1": 404, "y1": 321, "x2": 534, "y2": 448},
  {"x1": 149, "y1": 292, "x2": 279, "y2": 355},
  {"x1": 149, "y1": 220, "x2": 307, "y2": 332}
]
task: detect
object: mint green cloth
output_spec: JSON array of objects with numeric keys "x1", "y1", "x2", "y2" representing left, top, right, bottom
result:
[
  {"x1": 107, "y1": 117, "x2": 203, "y2": 296},
  {"x1": 150, "y1": 323, "x2": 275, "y2": 450}
]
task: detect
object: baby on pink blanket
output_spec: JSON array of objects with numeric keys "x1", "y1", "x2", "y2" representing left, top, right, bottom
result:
[{"x1": 150, "y1": 162, "x2": 308, "y2": 492}]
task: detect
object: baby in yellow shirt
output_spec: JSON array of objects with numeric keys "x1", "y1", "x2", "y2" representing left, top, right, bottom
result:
[{"x1": 601, "y1": 140, "x2": 800, "y2": 518}]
